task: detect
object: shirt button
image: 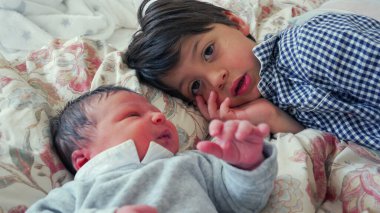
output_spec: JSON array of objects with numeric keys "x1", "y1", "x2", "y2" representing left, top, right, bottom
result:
[{"x1": 289, "y1": 108, "x2": 297, "y2": 115}]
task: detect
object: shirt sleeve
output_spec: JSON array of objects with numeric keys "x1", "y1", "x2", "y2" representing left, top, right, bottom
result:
[
  {"x1": 26, "y1": 184, "x2": 117, "y2": 213},
  {"x1": 281, "y1": 13, "x2": 380, "y2": 107},
  {"x1": 274, "y1": 13, "x2": 380, "y2": 150},
  {"x1": 26, "y1": 186, "x2": 76, "y2": 213}
]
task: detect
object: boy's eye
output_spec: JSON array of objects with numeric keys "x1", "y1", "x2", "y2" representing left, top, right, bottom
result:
[
  {"x1": 190, "y1": 80, "x2": 201, "y2": 96},
  {"x1": 203, "y1": 44, "x2": 214, "y2": 61}
]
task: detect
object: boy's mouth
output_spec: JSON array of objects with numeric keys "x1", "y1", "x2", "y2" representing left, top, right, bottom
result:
[{"x1": 231, "y1": 74, "x2": 251, "y2": 96}]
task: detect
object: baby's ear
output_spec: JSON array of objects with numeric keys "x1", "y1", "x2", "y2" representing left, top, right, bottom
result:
[
  {"x1": 224, "y1": 11, "x2": 250, "y2": 36},
  {"x1": 72, "y1": 149, "x2": 90, "y2": 171}
]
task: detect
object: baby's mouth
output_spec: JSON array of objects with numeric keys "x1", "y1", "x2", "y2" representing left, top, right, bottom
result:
[{"x1": 155, "y1": 130, "x2": 172, "y2": 145}]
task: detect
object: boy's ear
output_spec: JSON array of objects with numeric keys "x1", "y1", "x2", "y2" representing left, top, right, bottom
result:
[
  {"x1": 224, "y1": 11, "x2": 250, "y2": 36},
  {"x1": 72, "y1": 149, "x2": 90, "y2": 171}
]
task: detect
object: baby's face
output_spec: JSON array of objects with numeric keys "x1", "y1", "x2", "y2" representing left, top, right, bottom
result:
[
  {"x1": 87, "y1": 91, "x2": 179, "y2": 161},
  {"x1": 161, "y1": 23, "x2": 262, "y2": 108}
]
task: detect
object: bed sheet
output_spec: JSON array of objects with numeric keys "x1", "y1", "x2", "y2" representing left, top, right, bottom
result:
[
  {"x1": 0, "y1": 0, "x2": 142, "y2": 61},
  {"x1": 1, "y1": 0, "x2": 380, "y2": 212}
]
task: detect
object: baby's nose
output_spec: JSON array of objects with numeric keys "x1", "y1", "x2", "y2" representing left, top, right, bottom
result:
[{"x1": 151, "y1": 112, "x2": 166, "y2": 124}]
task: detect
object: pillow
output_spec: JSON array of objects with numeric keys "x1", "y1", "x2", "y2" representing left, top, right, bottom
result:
[
  {"x1": 0, "y1": 37, "x2": 208, "y2": 212},
  {"x1": 0, "y1": 38, "x2": 104, "y2": 211}
]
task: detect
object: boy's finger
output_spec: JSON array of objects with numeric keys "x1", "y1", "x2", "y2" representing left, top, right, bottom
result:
[
  {"x1": 220, "y1": 98, "x2": 231, "y2": 118},
  {"x1": 196, "y1": 96, "x2": 210, "y2": 120},
  {"x1": 207, "y1": 91, "x2": 218, "y2": 119}
]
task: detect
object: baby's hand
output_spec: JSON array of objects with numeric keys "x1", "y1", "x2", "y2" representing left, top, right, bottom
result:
[
  {"x1": 196, "y1": 120, "x2": 270, "y2": 170},
  {"x1": 116, "y1": 205, "x2": 157, "y2": 213},
  {"x1": 196, "y1": 91, "x2": 237, "y2": 120}
]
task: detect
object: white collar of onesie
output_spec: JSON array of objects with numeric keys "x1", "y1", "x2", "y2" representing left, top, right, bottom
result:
[{"x1": 75, "y1": 139, "x2": 174, "y2": 180}]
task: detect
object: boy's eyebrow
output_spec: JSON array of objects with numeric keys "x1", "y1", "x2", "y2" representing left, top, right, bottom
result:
[{"x1": 192, "y1": 40, "x2": 200, "y2": 59}]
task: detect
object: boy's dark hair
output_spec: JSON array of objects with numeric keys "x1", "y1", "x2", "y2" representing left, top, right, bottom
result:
[
  {"x1": 50, "y1": 85, "x2": 137, "y2": 174},
  {"x1": 124, "y1": 0, "x2": 255, "y2": 103}
]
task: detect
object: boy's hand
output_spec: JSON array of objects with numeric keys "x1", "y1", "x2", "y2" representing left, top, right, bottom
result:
[
  {"x1": 196, "y1": 91, "x2": 237, "y2": 120},
  {"x1": 196, "y1": 120, "x2": 269, "y2": 170},
  {"x1": 196, "y1": 92, "x2": 304, "y2": 134},
  {"x1": 196, "y1": 91, "x2": 272, "y2": 122}
]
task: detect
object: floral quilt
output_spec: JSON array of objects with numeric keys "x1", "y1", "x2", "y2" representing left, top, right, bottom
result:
[
  {"x1": 1, "y1": 36, "x2": 379, "y2": 213},
  {"x1": 1, "y1": 0, "x2": 380, "y2": 213}
]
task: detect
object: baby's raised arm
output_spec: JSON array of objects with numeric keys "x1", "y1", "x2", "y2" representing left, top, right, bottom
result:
[
  {"x1": 116, "y1": 204, "x2": 158, "y2": 213},
  {"x1": 196, "y1": 120, "x2": 269, "y2": 170}
]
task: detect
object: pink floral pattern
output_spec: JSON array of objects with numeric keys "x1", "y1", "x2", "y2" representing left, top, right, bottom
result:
[
  {"x1": 8, "y1": 205, "x2": 27, "y2": 213},
  {"x1": 0, "y1": 76, "x2": 13, "y2": 89},
  {"x1": 264, "y1": 175, "x2": 304, "y2": 212},
  {"x1": 262, "y1": 129, "x2": 380, "y2": 213},
  {"x1": 55, "y1": 42, "x2": 101, "y2": 93},
  {"x1": 0, "y1": 38, "x2": 108, "y2": 212},
  {"x1": 340, "y1": 167, "x2": 380, "y2": 212},
  {"x1": 308, "y1": 134, "x2": 339, "y2": 202}
]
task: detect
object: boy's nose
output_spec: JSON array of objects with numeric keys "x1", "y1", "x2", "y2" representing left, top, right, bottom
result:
[
  {"x1": 151, "y1": 112, "x2": 166, "y2": 124},
  {"x1": 214, "y1": 70, "x2": 227, "y2": 90}
]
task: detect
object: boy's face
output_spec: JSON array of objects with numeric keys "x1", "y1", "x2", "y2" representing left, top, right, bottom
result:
[
  {"x1": 85, "y1": 91, "x2": 179, "y2": 161},
  {"x1": 161, "y1": 22, "x2": 262, "y2": 108}
]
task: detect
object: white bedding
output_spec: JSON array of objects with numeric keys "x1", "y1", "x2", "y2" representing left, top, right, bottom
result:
[{"x1": 0, "y1": 0, "x2": 141, "y2": 61}]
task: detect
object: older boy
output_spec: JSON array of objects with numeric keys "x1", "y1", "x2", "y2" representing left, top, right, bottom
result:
[
  {"x1": 124, "y1": 0, "x2": 380, "y2": 150},
  {"x1": 26, "y1": 85, "x2": 277, "y2": 213}
]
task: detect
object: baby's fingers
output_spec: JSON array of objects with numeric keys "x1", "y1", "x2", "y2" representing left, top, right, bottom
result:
[
  {"x1": 196, "y1": 141, "x2": 223, "y2": 159},
  {"x1": 257, "y1": 123, "x2": 270, "y2": 137},
  {"x1": 220, "y1": 121, "x2": 239, "y2": 144},
  {"x1": 235, "y1": 122, "x2": 270, "y2": 142},
  {"x1": 117, "y1": 205, "x2": 158, "y2": 213},
  {"x1": 208, "y1": 119, "x2": 223, "y2": 137},
  {"x1": 234, "y1": 120, "x2": 254, "y2": 140},
  {"x1": 209, "y1": 120, "x2": 238, "y2": 147}
]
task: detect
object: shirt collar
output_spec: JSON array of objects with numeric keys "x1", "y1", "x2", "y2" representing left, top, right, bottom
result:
[
  {"x1": 253, "y1": 34, "x2": 279, "y2": 98},
  {"x1": 75, "y1": 139, "x2": 174, "y2": 180},
  {"x1": 253, "y1": 34, "x2": 278, "y2": 70}
]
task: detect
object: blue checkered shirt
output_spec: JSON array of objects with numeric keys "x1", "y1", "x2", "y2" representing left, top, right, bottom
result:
[{"x1": 254, "y1": 13, "x2": 380, "y2": 150}]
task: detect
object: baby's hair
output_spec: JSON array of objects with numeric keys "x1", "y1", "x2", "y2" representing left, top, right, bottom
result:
[
  {"x1": 51, "y1": 85, "x2": 137, "y2": 174},
  {"x1": 124, "y1": 0, "x2": 254, "y2": 103}
]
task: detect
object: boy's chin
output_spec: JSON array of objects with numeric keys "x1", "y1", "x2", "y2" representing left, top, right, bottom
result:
[
  {"x1": 231, "y1": 93, "x2": 262, "y2": 108},
  {"x1": 230, "y1": 98, "x2": 253, "y2": 108}
]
